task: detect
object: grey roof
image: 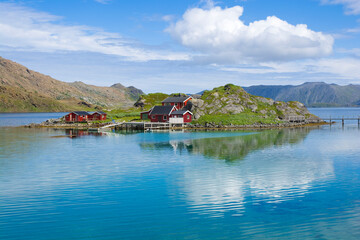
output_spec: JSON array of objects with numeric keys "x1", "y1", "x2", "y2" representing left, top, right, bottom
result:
[
  {"x1": 72, "y1": 111, "x2": 90, "y2": 115},
  {"x1": 171, "y1": 110, "x2": 193, "y2": 115},
  {"x1": 149, "y1": 106, "x2": 175, "y2": 115},
  {"x1": 162, "y1": 96, "x2": 191, "y2": 103},
  {"x1": 88, "y1": 111, "x2": 106, "y2": 115},
  {"x1": 95, "y1": 111, "x2": 106, "y2": 115}
]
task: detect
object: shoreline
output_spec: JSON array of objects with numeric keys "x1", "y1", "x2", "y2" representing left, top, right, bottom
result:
[{"x1": 23, "y1": 120, "x2": 328, "y2": 131}]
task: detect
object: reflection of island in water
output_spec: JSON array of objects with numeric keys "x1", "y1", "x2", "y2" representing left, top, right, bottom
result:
[{"x1": 141, "y1": 128, "x2": 312, "y2": 161}]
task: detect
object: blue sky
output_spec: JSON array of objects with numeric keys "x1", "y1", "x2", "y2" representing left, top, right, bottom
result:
[{"x1": 1, "y1": 0, "x2": 360, "y2": 93}]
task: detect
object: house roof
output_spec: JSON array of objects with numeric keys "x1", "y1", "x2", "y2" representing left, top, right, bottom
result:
[
  {"x1": 72, "y1": 111, "x2": 90, "y2": 115},
  {"x1": 171, "y1": 110, "x2": 193, "y2": 115},
  {"x1": 95, "y1": 111, "x2": 106, "y2": 115},
  {"x1": 140, "y1": 108, "x2": 152, "y2": 114},
  {"x1": 149, "y1": 106, "x2": 176, "y2": 115},
  {"x1": 162, "y1": 96, "x2": 191, "y2": 103}
]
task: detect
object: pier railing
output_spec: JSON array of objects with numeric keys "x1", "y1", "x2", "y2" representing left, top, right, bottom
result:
[{"x1": 322, "y1": 116, "x2": 360, "y2": 126}]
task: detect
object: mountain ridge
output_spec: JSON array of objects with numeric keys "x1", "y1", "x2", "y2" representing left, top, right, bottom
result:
[
  {"x1": 243, "y1": 82, "x2": 360, "y2": 107},
  {"x1": 0, "y1": 56, "x2": 143, "y2": 112}
]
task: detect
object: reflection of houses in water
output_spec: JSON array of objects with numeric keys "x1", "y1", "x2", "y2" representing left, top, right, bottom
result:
[
  {"x1": 65, "y1": 129, "x2": 115, "y2": 138},
  {"x1": 169, "y1": 140, "x2": 192, "y2": 153}
]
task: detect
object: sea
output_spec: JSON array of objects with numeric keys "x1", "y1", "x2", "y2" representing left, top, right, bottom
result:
[{"x1": 0, "y1": 108, "x2": 359, "y2": 240}]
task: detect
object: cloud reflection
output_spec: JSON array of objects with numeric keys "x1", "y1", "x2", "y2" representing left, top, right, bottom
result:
[{"x1": 141, "y1": 128, "x2": 335, "y2": 215}]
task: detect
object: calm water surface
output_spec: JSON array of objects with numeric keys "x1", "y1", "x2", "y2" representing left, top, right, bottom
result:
[
  {"x1": 0, "y1": 112, "x2": 67, "y2": 127},
  {"x1": 0, "y1": 108, "x2": 360, "y2": 239}
]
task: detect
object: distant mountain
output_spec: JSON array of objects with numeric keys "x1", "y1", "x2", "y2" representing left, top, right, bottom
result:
[
  {"x1": 243, "y1": 82, "x2": 360, "y2": 107},
  {"x1": 0, "y1": 56, "x2": 143, "y2": 112}
]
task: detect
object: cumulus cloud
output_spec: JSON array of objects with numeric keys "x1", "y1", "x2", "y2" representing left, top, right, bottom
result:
[
  {"x1": 166, "y1": 5, "x2": 334, "y2": 63},
  {"x1": 0, "y1": 3, "x2": 189, "y2": 62},
  {"x1": 321, "y1": 0, "x2": 360, "y2": 15}
]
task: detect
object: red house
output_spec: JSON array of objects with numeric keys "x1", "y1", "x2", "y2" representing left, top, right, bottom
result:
[
  {"x1": 88, "y1": 111, "x2": 107, "y2": 121},
  {"x1": 64, "y1": 111, "x2": 107, "y2": 122},
  {"x1": 64, "y1": 111, "x2": 90, "y2": 122},
  {"x1": 139, "y1": 96, "x2": 194, "y2": 123},
  {"x1": 170, "y1": 110, "x2": 193, "y2": 123},
  {"x1": 161, "y1": 96, "x2": 192, "y2": 109},
  {"x1": 140, "y1": 108, "x2": 152, "y2": 120},
  {"x1": 148, "y1": 105, "x2": 177, "y2": 122}
]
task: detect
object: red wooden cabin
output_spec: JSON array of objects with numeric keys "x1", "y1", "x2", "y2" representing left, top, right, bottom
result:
[
  {"x1": 88, "y1": 111, "x2": 107, "y2": 121},
  {"x1": 140, "y1": 108, "x2": 152, "y2": 120},
  {"x1": 148, "y1": 106, "x2": 177, "y2": 122},
  {"x1": 161, "y1": 96, "x2": 192, "y2": 110},
  {"x1": 64, "y1": 111, "x2": 90, "y2": 122},
  {"x1": 170, "y1": 110, "x2": 193, "y2": 123},
  {"x1": 64, "y1": 111, "x2": 107, "y2": 122}
]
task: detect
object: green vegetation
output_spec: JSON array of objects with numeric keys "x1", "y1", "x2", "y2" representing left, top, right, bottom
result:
[
  {"x1": 137, "y1": 93, "x2": 169, "y2": 109},
  {"x1": 193, "y1": 112, "x2": 282, "y2": 126},
  {"x1": 106, "y1": 108, "x2": 143, "y2": 122}
]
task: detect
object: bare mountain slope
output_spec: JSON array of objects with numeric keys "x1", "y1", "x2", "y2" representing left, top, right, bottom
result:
[{"x1": 0, "y1": 56, "x2": 143, "y2": 112}]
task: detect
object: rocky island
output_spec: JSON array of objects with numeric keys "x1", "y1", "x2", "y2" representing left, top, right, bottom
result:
[{"x1": 28, "y1": 83, "x2": 324, "y2": 130}]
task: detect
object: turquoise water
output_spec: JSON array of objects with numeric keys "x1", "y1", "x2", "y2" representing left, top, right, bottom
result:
[{"x1": 0, "y1": 109, "x2": 360, "y2": 239}]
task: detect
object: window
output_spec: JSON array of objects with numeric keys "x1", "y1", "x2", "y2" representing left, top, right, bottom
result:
[
  {"x1": 187, "y1": 115, "x2": 190, "y2": 119},
  {"x1": 164, "y1": 115, "x2": 167, "y2": 120},
  {"x1": 152, "y1": 115, "x2": 156, "y2": 119}
]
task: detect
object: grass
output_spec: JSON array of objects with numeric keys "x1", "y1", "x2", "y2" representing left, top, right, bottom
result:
[
  {"x1": 193, "y1": 112, "x2": 283, "y2": 126},
  {"x1": 140, "y1": 93, "x2": 169, "y2": 109},
  {"x1": 106, "y1": 108, "x2": 144, "y2": 122}
]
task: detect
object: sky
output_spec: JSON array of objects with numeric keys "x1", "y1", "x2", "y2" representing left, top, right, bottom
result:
[{"x1": 0, "y1": 0, "x2": 360, "y2": 93}]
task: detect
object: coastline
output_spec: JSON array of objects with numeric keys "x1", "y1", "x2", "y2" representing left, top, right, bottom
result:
[{"x1": 23, "y1": 119, "x2": 328, "y2": 130}]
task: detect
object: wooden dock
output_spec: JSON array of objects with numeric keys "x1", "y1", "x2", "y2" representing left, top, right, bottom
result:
[
  {"x1": 98, "y1": 121, "x2": 186, "y2": 131},
  {"x1": 322, "y1": 117, "x2": 360, "y2": 126}
]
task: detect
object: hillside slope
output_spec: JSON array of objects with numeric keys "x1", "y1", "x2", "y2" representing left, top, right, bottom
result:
[
  {"x1": 244, "y1": 82, "x2": 360, "y2": 107},
  {"x1": 0, "y1": 56, "x2": 143, "y2": 112}
]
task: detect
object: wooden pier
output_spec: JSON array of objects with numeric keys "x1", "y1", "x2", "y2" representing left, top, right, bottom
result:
[
  {"x1": 98, "y1": 121, "x2": 186, "y2": 132},
  {"x1": 322, "y1": 117, "x2": 360, "y2": 126}
]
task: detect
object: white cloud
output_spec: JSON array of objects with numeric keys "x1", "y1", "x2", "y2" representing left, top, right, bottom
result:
[
  {"x1": 321, "y1": 0, "x2": 360, "y2": 15},
  {"x1": 162, "y1": 15, "x2": 175, "y2": 22},
  {"x1": 221, "y1": 57, "x2": 360, "y2": 81},
  {"x1": 166, "y1": 5, "x2": 334, "y2": 63},
  {"x1": 0, "y1": 3, "x2": 189, "y2": 62},
  {"x1": 94, "y1": 0, "x2": 112, "y2": 4},
  {"x1": 338, "y1": 47, "x2": 360, "y2": 56}
]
